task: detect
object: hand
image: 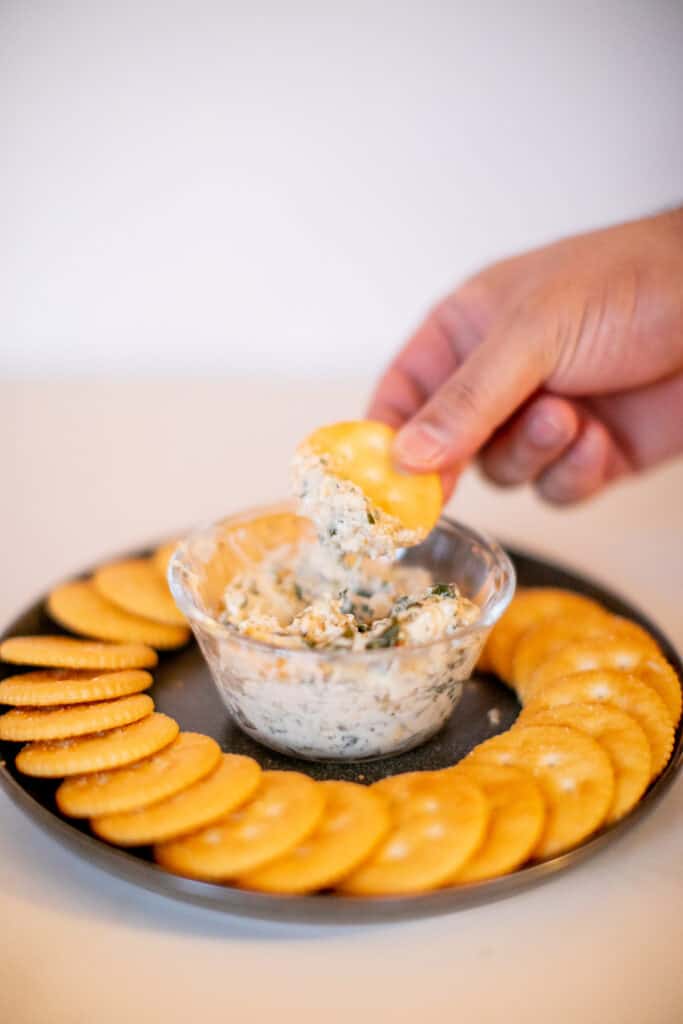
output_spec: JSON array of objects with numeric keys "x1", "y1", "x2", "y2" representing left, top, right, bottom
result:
[{"x1": 368, "y1": 208, "x2": 683, "y2": 504}]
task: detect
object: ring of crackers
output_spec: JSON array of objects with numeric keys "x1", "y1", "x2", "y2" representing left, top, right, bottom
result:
[{"x1": 2, "y1": 563, "x2": 681, "y2": 898}]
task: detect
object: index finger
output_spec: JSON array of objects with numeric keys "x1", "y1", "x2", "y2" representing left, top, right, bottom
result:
[
  {"x1": 366, "y1": 292, "x2": 489, "y2": 428},
  {"x1": 366, "y1": 301, "x2": 464, "y2": 428}
]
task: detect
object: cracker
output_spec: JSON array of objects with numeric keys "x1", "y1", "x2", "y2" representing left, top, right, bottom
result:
[
  {"x1": 608, "y1": 616, "x2": 662, "y2": 653},
  {"x1": 56, "y1": 732, "x2": 222, "y2": 817},
  {"x1": 15, "y1": 712, "x2": 178, "y2": 777},
  {"x1": 526, "y1": 638, "x2": 681, "y2": 724},
  {"x1": 152, "y1": 538, "x2": 182, "y2": 579},
  {"x1": 155, "y1": 770, "x2": 324, "y2": 878},
  {"x1": 47, "y1": 580, "x2": 190, "y2": 650},
  {"x1": 447, "y1": 762, "x2": 545, "y2": 882},
  {"x1": 631, "y1": 654, "x2": 682, "y2": 727},
  {"x1": 298, "y1": 420, "x2": 442, "y2": 537},
  {"x1": 93, "y1": 753, "x2": 262, "y2": 846},
  {"x1": 166, "y1": 512, "x2": 313, "y2": 614},
  {"x1": 511, "y1": 613, "x2": 660, "y2": 699},
  {"x1": 523, "y1": 670, "x2": 675, "y2": 778},
  {"x1": 338, "y1": 771, "x2": 488, "y2": 895},
  {"x1": 475, "y1": 643, "x2": 494, "y2": 675},
  {"x1": 518, "y1": 702, "x2": 651, "y2": 823},
  {"x1": 94, "y1": 558, "x2": 186, "y2": 627},
  {"x1": 0, "y1": 693, "x2": 154, "y2": 742},
  {"x1": 234, "y1": 512, "x2": 313, "y2": 557},
  {"x1": 486, "y1": 588, "x2": 605, "y2": 684},
  {"x1": 0, "y1": 668, "x2": 152, "y2": 707},
  {"x1": 468, "y1": 724, "x2": 614, "y2": 859},
  {"x1": 237, "y1": 780, "x2": 391, "y2": 894},
  {"x1": 0, "y1": 636, "x2": 157, "y2": 670}
]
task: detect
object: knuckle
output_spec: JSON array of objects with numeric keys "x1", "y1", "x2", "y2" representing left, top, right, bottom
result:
[
  {"x1": 535, "y1": 474, "x2": 577, "y2": 505},
  {"x1": 479, "y1": 457, "x2": 524, "y2": 489},
  {"x1": 438, "y1": 378, "x2": 481, "y2": 423},
  {"x1": 515, "y1": 290, "x2": 569, "y2": 374}
]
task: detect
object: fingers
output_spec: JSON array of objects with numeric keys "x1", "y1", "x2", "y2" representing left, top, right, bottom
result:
[
  {"x1": 480, "y1": 395, "x2": 631, "y2": 504},
  {"x1": 393, "y1": 306, "x2": 556, "y2": 471},
  {"x1": 585, "y1": 372, "x2": 683, "y2": 468},
  {"x1": 367, "y1": 364, "x2": 426, "y2": 430},
  {"x1": 523, "y1": 373, "x2": 683, "y2": 505},
  {"x1": 535, "y1": 418, "x2": 619, "y2": 504},
  {"x1": 367, "y1": 299, "x2": 467, "y2": 429},
  {"x1": 439, "y1": 465, "x2": 461, "y2": 504},
  {"x1": 479, "y1": 395, "x2": 581, "y2": 486}
]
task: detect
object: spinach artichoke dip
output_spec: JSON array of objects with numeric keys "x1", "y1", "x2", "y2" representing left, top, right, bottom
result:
[
  {"x1": 221, "y1": 452, "x2": 478, "y2": 652},
  {"x1": 202, "y1": 451, "x2": 483, "y2": 760}
]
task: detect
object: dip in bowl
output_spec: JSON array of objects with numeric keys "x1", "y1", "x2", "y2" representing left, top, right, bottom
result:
[{"x1": 169, "y1": 504, "x2": 515, "y2": 762}]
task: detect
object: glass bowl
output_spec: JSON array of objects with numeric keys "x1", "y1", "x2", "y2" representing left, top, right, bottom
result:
[{"x1": 168, "y1": 503, "x2": 515, "y2": 762}]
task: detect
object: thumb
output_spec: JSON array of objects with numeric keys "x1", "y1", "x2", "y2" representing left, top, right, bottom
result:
[{"x1": 393, "y1": 309, "x2": 555, "y2": 472}]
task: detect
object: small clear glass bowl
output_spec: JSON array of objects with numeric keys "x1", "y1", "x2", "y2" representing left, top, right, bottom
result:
[{"x1": 169, "y1": 503, "x2": 515, "y2": 763}]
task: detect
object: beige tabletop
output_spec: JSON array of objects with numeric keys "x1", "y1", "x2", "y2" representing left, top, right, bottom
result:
[{"x1": 1, "y1": 378, "x2": 682, "y2": 1024}]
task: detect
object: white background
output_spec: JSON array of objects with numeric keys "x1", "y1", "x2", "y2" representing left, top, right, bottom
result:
[{"x1": 3, "y1": 0, "x2": 683, "y2": 378}]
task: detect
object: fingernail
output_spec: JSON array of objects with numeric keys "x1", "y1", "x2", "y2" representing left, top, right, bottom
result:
[
  {"x1": 395, "y1": 423, "x2": 449, "y2": 466},
  {"x1": 526, "y1": 408, "x2": 568, "y2": 449}
]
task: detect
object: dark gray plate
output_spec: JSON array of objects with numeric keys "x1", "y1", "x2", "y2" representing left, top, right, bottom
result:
[{"x1": 1, "y1": 541, "x2": 681, "y2": 923}]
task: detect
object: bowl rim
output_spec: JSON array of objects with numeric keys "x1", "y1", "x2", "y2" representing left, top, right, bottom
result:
[{"x1": 167, "y1": 503, "x2": 516, "y2": 661}]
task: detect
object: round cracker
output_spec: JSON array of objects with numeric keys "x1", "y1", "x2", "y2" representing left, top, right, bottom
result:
[
  {"x1": 167, "y1": 512, "x2": 313, "y2": 614},
  {"x1": 15, "y1": 712, "x2": 178, "y2": 777},
  {"x1": 446, "y1": 762, "x2": 545, "y2": 882},
  {"x1": 468, "y1": 724, "x2": 614, "y2": 859},
  {"x1": 0, "y1": 636, "x2": 157, "y2": 670},
  {"x1": 338, "y1": 771, "x2": 488, "y2": 895},
  {"x1": 298, "y1": 420, "x2": 442, "y2": 537},
  {"x1": 486, "y1": 588, "x2": 605, "y2": 684},
  {"x1": 47, "y1": 580, "x2": 190, "y2": 650},
  {"x1": 237, "y1": 781, "x2": 391, "y2": 894},
  {"x1": 523, "y1": 670, "x2": 674, "y2": 778},
  {"x1": 155, "y1": 770, "x2": 324, "y2": 879},
  {"x1": 526, "y1": 640, "x2": 682, "y2": 726},
  {"x1": 0, "y1": 693, "x2": 154, "y2": 742},
  {"x1": 517, "y1": 702, "x2": 651, "y2": 823},
  {"x1": 93, "y1": 753, "x2": 262, "y2": 846},
  {"x1": 56, "y1": 732, "x2": 222, "y2": 817},
  {"x1": 631, "y1": 654, "x2": 682, "y2": 727},
  {"x1": 608, "y1": 616, "x2": 662, "y2": 652},
  {"x1": 0, "y1": 668, "x2": 153, "y2": 707},
  {"x1": 511, "y1": 613, "x2": 660, "y2": 700},
  {"x1": 152, "y1": 538, "x2": 182, "y2": 579},
  {"x1": 94, "y1": 558, "x2": 186, "y2": 627},
  {"x1": 475, "y1": 643, "x2": 494, "y2": 675}
]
